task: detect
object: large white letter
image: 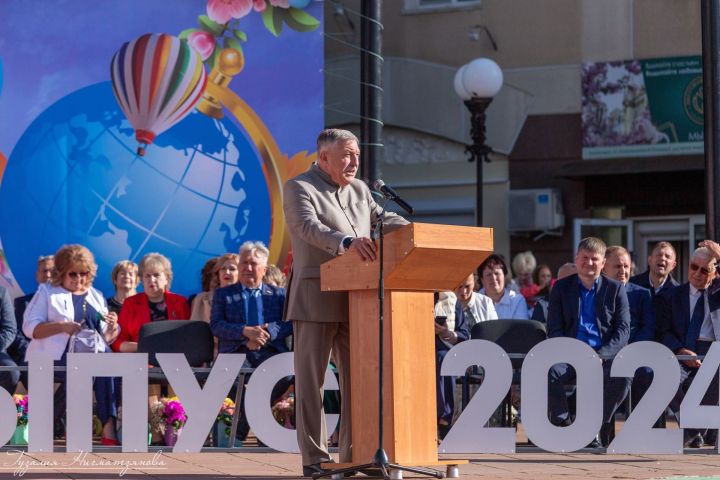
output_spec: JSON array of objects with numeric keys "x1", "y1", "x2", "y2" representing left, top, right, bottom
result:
[
  {"x1": 439, "y1": 340, "x2": 515, "y2": 453},
  {"x1": 27, "y1": 352, "x2": 54, "y2": 452},
  {"x1": 66, "y1": 353, "x2": 148, "y2": 452},
  {"x1": 521, "y1": 338, "x2": 603, "y2": 452},
  {"x1": 608, "y1": 342, "x2": 682, "y2": 454},
  {"x1": 245, "y1": 352, "x2": 339, "y2": 453},
  {"x1": 158, "y1": 353, "x2": 244, "y2": 452}
]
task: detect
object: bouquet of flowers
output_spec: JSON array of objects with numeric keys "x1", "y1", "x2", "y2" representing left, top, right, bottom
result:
[
  {"x1": 161, "y1": 397, "x2": 187, "y2": 434},
  {"x1": 150, "y1": 397, "x2": 188, "y2": 435},
  {"x1": 216, "y1": 398, "x2": 235, "y2": 436},
  {"x1": 13, "y1": 394, "x2": 28, "y2": 426},
  {"x1": 271, "y1": 387, "x2": 295, "y2": 428}
]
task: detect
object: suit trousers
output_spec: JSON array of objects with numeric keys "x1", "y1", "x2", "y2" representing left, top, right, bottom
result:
[
  {"x1": 548, "y1": 360, "x2": 631, "y2": 425},
  {"x1": 669, "y1": 340, "x2": 719, "y2": 441},
  {"x1": 293, "y1": 320, "x2": 352, "y2": 465}
]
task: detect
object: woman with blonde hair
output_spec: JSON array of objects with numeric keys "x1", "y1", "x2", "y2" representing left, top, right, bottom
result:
[
  {"x1": 23, "y1": 244, "x2": 120, "y2": 444},
  {"x1": 113, "y1": 253, "x2": 190, "y2": 353},
  {"x1": 107, "y1": 260, "x2": 139, "y2": 315}
]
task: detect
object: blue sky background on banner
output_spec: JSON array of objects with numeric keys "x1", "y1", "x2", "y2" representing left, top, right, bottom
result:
[
  {"x1": 0, "y1": 0, "x2": 323, "y2": 155},
  {"x1": 0, "y1": 1, "x2": 323, "y2": 296}
]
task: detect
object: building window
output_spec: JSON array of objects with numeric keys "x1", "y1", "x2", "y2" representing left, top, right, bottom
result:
[{"x1": 403, "y1": 0, "x2": 482, "y2": 14}]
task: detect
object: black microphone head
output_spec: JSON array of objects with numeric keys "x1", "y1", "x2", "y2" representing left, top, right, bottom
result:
[{"x1": 372, "y1": 179, "x2": 385, "y2": 191}]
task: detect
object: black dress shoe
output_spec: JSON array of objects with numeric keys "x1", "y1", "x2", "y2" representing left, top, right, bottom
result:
[
  {"x1": 303, "y1": 463, "x2": 325, "y2": 477},
  {"x1": 585, "y1": 435, "x2": 602, "y2": 449},
  {"x1": 302, "y1": 460, "x2": 336, "y2": 478}
]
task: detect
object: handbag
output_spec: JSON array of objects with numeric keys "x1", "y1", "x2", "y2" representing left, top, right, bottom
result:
[{"x1": 68, "y1": 328, "x2": 105, "y2": 353}]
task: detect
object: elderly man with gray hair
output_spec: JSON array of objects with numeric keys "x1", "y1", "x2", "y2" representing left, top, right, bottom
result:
[
  {"x1": 283, "y1": 128, "x2": 409, "y2": 476},
  {"x1": 210, "y1": 240, "x2": 292, "y2": 444},
  {"x1": 658, "y1": 242, "x2": 720, "y2": 448}
]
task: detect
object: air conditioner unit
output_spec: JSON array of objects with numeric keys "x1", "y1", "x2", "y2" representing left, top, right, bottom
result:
[{"x1": 507, "y1": 189, "x2": 564, "y2": 232}]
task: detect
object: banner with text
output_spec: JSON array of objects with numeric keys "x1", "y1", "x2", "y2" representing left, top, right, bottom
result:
[{"x1": 582, "y1": 56, "x2": 703, "y2": 159}]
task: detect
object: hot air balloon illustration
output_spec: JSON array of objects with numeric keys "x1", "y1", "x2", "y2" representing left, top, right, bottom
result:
[{"x1": 111, "y1": 33, "x2": 207, "y2": 156}]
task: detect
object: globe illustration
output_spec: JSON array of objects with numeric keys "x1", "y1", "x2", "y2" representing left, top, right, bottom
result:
[{"x1": 0, "y1": 82, "x2": 271, "y2": 296}]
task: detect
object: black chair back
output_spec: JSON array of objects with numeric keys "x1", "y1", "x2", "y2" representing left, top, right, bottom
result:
[
  {"x1": 470, "y1": 319, "x2": 547, "y2": 369},
  {"x1": 137, "y1": 320, "x2": 214, "y2": 367}
]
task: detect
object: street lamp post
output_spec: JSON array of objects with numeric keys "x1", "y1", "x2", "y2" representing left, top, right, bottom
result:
[{"x1": 454, "y1": 58, "x2": 503, "y2": 226}]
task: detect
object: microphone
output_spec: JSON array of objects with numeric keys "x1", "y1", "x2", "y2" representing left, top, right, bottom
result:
[{"x1": 372, "y1": 179, "x2": 414, "y2": 215}]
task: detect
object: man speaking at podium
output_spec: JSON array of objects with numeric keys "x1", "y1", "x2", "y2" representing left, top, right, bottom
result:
[{"x1": 283, "y1": 129, "x2": 408, "y2": 476}]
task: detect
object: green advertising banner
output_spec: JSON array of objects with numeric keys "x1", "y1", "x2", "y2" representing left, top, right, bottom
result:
[{"x1": 582, "y1": 56, "x2": 703, "y2": 159}]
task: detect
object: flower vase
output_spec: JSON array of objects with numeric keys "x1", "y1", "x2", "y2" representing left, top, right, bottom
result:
[
  {"x1": 213, "y1": 421, "x2": 231, "y2": 448},
  {"x1": 11, "y1": 424, "x2": 28, "y2": 445},
  {"x1": 163, "y1": 427, "x2": 182, "y2": 447}
]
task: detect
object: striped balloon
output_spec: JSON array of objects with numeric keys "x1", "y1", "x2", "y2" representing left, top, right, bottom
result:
[{"x1": 111, "y1": 33, "x2": 207, "y2": 156}]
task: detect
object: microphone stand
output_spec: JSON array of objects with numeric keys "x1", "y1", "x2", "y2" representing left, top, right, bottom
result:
[{"x1": 316, "y1": 197, "x2": 443, "y2": 480}]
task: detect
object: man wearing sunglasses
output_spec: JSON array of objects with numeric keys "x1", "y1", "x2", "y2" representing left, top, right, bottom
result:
[{"x1": 657, "y1": 243, "x2": 719, "y2": 448}]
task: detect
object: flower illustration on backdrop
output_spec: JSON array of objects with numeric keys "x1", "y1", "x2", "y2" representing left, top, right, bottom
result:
[
  {"x1": 182, "y1": 0, "x2": 319, "y2": 70},
  {"x1": 13, "y1": 394, "x2": 28, "y2": 426},
  {"x1": 187, "y1": 31, "x2": 216, "y2": 60}
]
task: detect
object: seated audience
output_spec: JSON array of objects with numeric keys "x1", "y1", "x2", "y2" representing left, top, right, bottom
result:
[
  {"x1": 263, "y1": 264, "x2": 287, "y2": 288},
  {"x1": 107, "y1": 260, "x2": 139, "y2": 315},
  {"x1": 603, "y1": 246, "x2": 656, "y2": 413},
  {"x1": 10, "y1": 255, "x2": 54, "y2": 371},
  {"x1": 513, "y1": 251, "x2": 539, "y2": 305},
  {"x1": 113, "y1": 253, "x2": 190, "y2": 353},
  {"x1": 191, "y1": 254, "x2": 240, "y2": 323},
  {"x1": 210, "y1": 241, "x2": 291, "y2": 442},
  {"x1": 434, "y1": 291, "x2": 468, "y2": 439},
  {"x1": 188, "y1": 257, "x2": 220, "y2": 313},
  {"x1": 0, "y1": 286, "x2": 18, "y2": 394},
  {"x1": 454, "y1": 272, "x2": 497, "y2": 328},
  {"x1": 532, "y1": 263, "x2": 576, "y2": 323},
  {"x1": 630, "y1": 241, "x2": 679, "y2": 297},
  {"x1": 479, "y1": 254, "x2": 529, "y2": 319},
  {"x1": 547, "y1": 237, "x2": 630, "y2": 447},
  {"x1": 658, "y1": 243, "x2": 719, "y2": 448},
  {"x1": 23, "y1": 244, "x2": 120, "y2": 444}
]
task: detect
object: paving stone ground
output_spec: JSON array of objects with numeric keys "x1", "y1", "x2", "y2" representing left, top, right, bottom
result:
[{"x1": 0, "y1": 449, "x2": 719, "y2": 480}]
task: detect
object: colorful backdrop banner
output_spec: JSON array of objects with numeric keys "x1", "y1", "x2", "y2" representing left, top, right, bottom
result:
[
  {"x1": 582, "y1": 56, "x2": 703, "y2": 160},
  {"x1": 0, "y1": 0, "x2": 323, "y2": 297}
]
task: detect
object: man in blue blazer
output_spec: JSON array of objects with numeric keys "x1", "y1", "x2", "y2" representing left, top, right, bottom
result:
[
  {"x1": 547, "y1": 237, "x2": 631, "y2": 445},
  {"x1": 211, "y1": 242, "x2": 292, "y2": 365},
  {"x1": 657, "y1": 245, "x2": 719, "y2": 448},
  {"x1": 210, "y1": 241, "x2": 292, "y2": 442},
  {"x1": 603, "y1": 246, "x2": 656, "y2": 413}
]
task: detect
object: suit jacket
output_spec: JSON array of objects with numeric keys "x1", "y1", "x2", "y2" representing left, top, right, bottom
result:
[
  {"x1": 657, "y1": 283, "x2": 699, "y2": 353},
  {"x1": 630, "y1": 270, "x2": 679, "y2": 296},
  {"x1": 547, "y1": 274, "x2": 630, "y2": 357},
  {"x1": 435, "y1": 298, "x2": 469, "y2": 353},
  {"x1": 282, "y1": 164, "x2": 408, "y2": 323},
  {"x1": 112, "y1": 292, "x2": 190, "y2": 352},
  {"x1": 0, "y1": 286, "x2": 17, "y2": 353},
  {"x1": 9, "y1": 291, "x2": 31, "y2": 360},
  {"x1": 625, "y1": 282, "x2": 656, "y2": 343},
  {"x1": 210, "y1": 282, "x2": 292, "y2": 357}
]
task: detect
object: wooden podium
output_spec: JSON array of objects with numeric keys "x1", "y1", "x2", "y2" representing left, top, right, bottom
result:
[{"x1": 321, "y1": 223, "x2": 493, "y2": 467}]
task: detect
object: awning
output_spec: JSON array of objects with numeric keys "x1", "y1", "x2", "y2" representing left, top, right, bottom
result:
[{"x1": 556, "y1": 155, "x2": 705, "y2": 178}]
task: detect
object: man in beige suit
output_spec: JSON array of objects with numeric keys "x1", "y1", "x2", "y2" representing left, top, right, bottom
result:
[{"x1": 283, "y1": 129, "x2": 408, "y2": 476}]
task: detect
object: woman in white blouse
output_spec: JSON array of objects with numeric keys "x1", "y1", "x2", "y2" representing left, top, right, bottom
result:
[
  {"x1": 455, "y1": 272, "x2": 498, "y2": 329},
  {"x1": 478, "y1": 254, "x2": 529, "y2": 320},
  {"x1": 23, "y1": 244, "x2": 120, "y2": 445}
]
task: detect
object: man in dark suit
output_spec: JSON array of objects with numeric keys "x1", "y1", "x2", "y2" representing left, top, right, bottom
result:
[
  {"x1": 603, "y1": 246, "x2": 656, "y2": 412},
  {"x1": 547, "y1": 237, "x2": 631, "y2": 446},
  {"x1": 657, "y1": 245, "x2": 719, "y2": 448},
  {"x1": 10, "y1": 255, "x2": 53, "y2": 368},
  {"x1": 0, "y1": 286, "x2": 19, "y2": 394},
  {"x1": 210, "y1": 241, "x2": 292, "y2": 442},
  {"x1": 630, "y1": 241, "x2": 679, "y2": 297}
]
